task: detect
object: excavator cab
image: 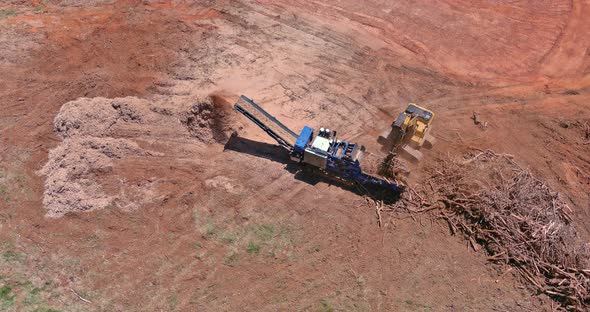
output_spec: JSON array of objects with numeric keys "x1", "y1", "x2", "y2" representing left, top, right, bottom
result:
[{"x1": 379, "y1": 103, "x2": 435, "y2": 161}]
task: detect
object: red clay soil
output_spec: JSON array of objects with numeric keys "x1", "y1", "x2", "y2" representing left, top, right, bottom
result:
[{"x1": 0, "y1": 0, "x2": 588, "y2": 311}]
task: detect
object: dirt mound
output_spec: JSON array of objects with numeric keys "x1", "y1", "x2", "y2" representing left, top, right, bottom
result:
[
  {"x1": 39, "y1": 94, "x2": 234, "y2": 217},
  {"x1": 53, "y1": 95, "x2": 233, "y2": 141},
  {"x1": 53, "y1": 97, "x2": 147, "y2": 138},
  {"x1": 38, "y1": 136, "x2": 147, "y2": 217}
]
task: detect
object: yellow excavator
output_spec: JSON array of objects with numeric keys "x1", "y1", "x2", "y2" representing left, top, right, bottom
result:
[{"x1": 379, "y1": 103, "x2": 435, "y2": 161}]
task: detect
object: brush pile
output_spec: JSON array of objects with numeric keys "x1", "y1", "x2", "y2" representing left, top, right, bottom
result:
[
  {"x1": 425, "y1": 150, "x2": 590, "y2": 310},
  {"x1": 377, "y1": 152, "x2": 410, "y2": 183}
]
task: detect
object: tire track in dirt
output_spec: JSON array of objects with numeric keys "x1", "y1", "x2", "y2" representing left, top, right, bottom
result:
[
  {"x1": 539, "y1": 0, "x2": 590, "y2": 77},
  {"x1": 273, "y1": 0, "x2": 571, "y2": 82}
]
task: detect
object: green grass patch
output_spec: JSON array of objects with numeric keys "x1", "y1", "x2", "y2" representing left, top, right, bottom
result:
[
  {"x1": 168, "y1": 295, "x2": 178, "y2": 310},
  {"x1": 0, "y1": 9, "x2": 17, "y2": 19},
  {"x1": 0, "y1": 285, "x2": 15, "y2": 309},
  {"x1": 2, "y1": 250, "x2": 23, "y2": 262},
  {"x1": 205, "y1": 220, "x2": 216, "y2": 236},
  {"x1": 220, "y1": 232, "x2": 236, "y2": 244},
  {"x1": 0, "y1": 185, "x2": 8, "y2": 201},
  {"x1": 254, "y1": 224, "x2": 275, "y2": 241},
  {"x1": 193, "y1": 207, "x2": 296, "y2": 262},
  {"x1": 84, "y1": 233, "x2": 101, "y2": 246},
  {"x1": 24, "y1": 284, "x2": 44, "y2": 306},
  {"x1": 404, "y1": 299, "x2": 433, "y2": 311},
  {"x1": 245, "y1": 223, "x2": 295, "y2": 260},
  {"x1": 0, "y1": 169, "x2": 31, "y2": 202},
  {"x1": 317, "y1": 299, "x2": 333, "y2": 312},
  {"x1": 33, "y1": 308, "x2": 62, "y2": 312},
  {"x1": 224, "y1": 251, "x2": 239, "y2": 267},
  {"x1": 0, "y1": 241, "x2": 62, "y2": 311},
  {"x1": 246, "y1": 242, "x2": 260, "y2": 254},
  {"x1": 272, "y1": 294, "x2": 287, "y2": 303}
]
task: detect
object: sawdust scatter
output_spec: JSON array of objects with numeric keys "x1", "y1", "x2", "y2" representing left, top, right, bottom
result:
[{"x1": 38, "y1": 136, "x2": 147, "y2": 217}]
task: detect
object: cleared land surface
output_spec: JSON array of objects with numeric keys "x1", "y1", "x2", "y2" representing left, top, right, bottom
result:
[{"x1": 0, "y1": 0, "x2": 589, "y2": 311}]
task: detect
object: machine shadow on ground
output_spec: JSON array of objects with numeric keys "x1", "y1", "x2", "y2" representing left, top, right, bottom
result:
[{"x1": 224, "y1": 134, "x2": 401, "y2": 204}]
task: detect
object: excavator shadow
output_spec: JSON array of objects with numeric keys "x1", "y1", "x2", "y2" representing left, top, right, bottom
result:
[{"x1": 224, "y1": 134, "x2": 401, "y2": 204}]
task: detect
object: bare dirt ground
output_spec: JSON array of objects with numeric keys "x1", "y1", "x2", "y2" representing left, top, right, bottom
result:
[{"x1": 0, "y1": 0, "x2": 589, "y2": 311}]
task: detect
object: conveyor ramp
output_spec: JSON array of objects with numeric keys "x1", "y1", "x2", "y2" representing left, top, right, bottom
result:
[{"x1": 234, "y1": 95, "x2": 298, "y2": 150}]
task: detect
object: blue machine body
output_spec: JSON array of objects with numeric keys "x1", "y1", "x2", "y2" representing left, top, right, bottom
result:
[
  {"x1": 293, "y1": 126, "x2": 313, "y2": 155},
  {"x1": 234, "y1": 95, "x2": 401, "y2": 193}
]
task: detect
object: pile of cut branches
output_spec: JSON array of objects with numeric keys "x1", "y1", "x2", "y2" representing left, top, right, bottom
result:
[{"x1": 426, "y1": 150, "x2": 590, "y2": 310}]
